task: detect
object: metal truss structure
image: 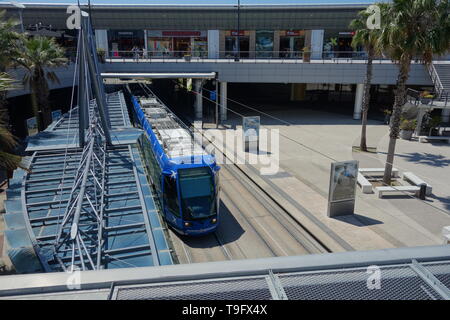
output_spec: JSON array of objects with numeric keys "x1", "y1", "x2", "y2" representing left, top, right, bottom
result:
[
  {"x1": 3, "y1": 7, "x2": 173, "y2": 273},
  {"x1": 53, "y1": 115, "x2": 108, "y2": 271}
]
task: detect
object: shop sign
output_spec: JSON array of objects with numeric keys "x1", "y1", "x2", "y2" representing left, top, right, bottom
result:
[
  {"x1": 283, "y1": 30, "x2": 305, "y2": 36},
  {"x1": 162, "y1": 31, "x2": 202, "y2": 37},
  {"x1": 229, "y1": 30, "x2": 246, "y2": 36}
]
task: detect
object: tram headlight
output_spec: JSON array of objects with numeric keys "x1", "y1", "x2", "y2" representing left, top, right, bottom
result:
[
  {"x1": 211, "y1": 218, "x2": 217, "y2": 224},
  {"x1": 184, "y1": 222, "x2": 191, "y2": 227}
]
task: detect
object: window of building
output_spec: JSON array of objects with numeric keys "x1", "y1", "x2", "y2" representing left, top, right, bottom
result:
[
  {"x1": 148, "y1": 37, "x2": 172, "y2": 57},
  {"x1": 256, "y1": 30, "x2": 274, "y2": 58},
  {"x1": 279, "y1": 31, "x2": 305, "y2": 58},
  {"x1": 107, "y1": 30, "x2": 144, "y2": 57},
  {"x1": 225, "y1": 36, "x2": 250, "y2": 58}
]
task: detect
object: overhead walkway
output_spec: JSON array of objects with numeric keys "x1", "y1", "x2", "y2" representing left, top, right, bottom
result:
[{"x1": 3, "y1": 91, "x2": 173, "y2": 273}]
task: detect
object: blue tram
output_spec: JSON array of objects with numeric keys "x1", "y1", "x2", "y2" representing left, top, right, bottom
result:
[{"x1": 127, "y1": 85, "x2": 220, "y2": 236}]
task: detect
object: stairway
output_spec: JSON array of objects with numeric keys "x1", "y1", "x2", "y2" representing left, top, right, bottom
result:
[
  {"x1": 429, "y1": 63, "x2": 450, "y2": 102},
  {"x1": 434, "y1": 64, "x2": 450, "y2": 102}
]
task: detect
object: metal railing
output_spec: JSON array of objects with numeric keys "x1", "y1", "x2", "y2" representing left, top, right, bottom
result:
[
  {"x1": 426, "y1": 62, "x2": 445, "y2": 98},
  {"x1": 406, "y1": 88, "x2": 449, "y2": 107},
  {"x1": 60, "y1": 48, "x2": 450, "y2": 65},
  {"x1": 103, "y1": 50, "x2": 394, "y2": 64}
]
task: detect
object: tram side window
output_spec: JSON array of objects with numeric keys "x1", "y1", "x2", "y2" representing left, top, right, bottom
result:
[{"x1": 163, "y1": 175, "x2": 180, "y2": 217}]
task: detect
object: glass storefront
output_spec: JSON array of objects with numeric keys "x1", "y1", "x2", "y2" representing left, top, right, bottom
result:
[
  {"x1": 148, "y1": 37, "x2": 172, "y2": 57},
  {"x1": 147, "y1": 31, "x2": 207, "y2": 58},
  {"x1": 338, "y1": 32, "x2": 354, "y2": 57},
  {"x1": 279, "y1": 30, "x2": 305, "y2": 58},
  {"x1": 108, "y1": 30, "x2": 144, "y2": 57},
  {"x1": 255, "y1": 30, "x2": 274, "y2": 58},
  {"x1": 225, "y1": 30, "x2": 250, "y2": 58}
]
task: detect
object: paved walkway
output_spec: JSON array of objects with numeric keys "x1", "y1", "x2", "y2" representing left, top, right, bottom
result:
[{"x1": 209, "y1": 107, "x2": 450, "y2": 251}]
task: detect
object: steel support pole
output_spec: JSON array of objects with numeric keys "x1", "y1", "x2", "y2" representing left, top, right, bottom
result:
[
  {"x1": 236, "y1": 0, "x2": 240, "y2": 61},
  {"x1": 77, "y1": 28, "x2": 86, "y2": 148},
  {"x1": 215, "y1": 80, "x2": 219, "y2": 128},
  {"x1": 220, "y1": 82, "x2": 228, "y2": 121},
  {"x1": 70, "y1": 139, "x2": 95, "y2": 242},
  {"x1": 81, "y1": 13, "x2": 112, "y2": 145}
]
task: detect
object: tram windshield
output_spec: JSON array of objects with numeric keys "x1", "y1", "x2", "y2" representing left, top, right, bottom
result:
[{"x1": 178, "y1": 167, "x2": 216, "y2": 219}]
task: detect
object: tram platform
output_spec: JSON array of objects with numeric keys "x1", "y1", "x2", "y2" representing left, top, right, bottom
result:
[{"x1": 201, "y1": 106, "x2": 450, "y2": 252}]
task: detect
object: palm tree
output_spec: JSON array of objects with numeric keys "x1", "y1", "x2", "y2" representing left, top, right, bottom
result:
[
  {"x1": 0, "y1": 72, "x2": 23, "y2": 172},
  {"x1": 379, "y1": 0, "x2": 450, "y2": 184},
  {"x1": 0, "y1": 10, "x2": 22, "y2": 122},
  {"x1": 15, "y1": 36, "x2": 67, "y2": 131},
  {"x1": 0, "y1": 10, "x2": 22, "y2": 70},
  {"x1": 349, "y1": 7, "x2": 383, "y2": 152}
]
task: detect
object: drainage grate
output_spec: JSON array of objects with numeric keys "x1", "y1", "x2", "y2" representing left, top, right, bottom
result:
[
  {"x1": 114, "y1": 277, "x2": 273, "y2": 300},
  {"x1": 278, "y1": 265, "x2": 443, "y2": 300}
]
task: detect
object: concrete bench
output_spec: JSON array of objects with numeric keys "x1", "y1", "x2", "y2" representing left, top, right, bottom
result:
[
  {"x1": 357, "y1": 173, "x2": 373, "y2": 194},
  {"x1": 401, "y1": 172, "x2": 432, "y2": 196},
  {"x1": 418, "y1": 136, "x2": 450, "y2": 143},
  {"x1": 359, "y1": 168, "x2": 399, "y2": 178},
  {"x1": 375, "y1": 186, "x2": 420, "y2": 198}
]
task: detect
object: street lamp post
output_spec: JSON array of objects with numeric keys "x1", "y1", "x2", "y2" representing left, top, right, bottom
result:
[
  {"x1": 11, "y1": 2, "x2": 25, "y2": 33},
  {"x1": 235, "y1": 0, "x2": 240, "y2": 61}
]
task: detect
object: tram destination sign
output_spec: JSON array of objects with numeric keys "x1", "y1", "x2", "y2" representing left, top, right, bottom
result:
[{"x1": 327, "y1": 160, "x2": 359, "y2": 217}]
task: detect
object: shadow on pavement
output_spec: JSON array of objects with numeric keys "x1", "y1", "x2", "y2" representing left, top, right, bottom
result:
[{"x1": 332, "y1": 213, "x2": 383, "y2": 227}]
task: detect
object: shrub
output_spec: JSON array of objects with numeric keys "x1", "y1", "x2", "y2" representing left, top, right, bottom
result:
[{"x1": 399, "y1": 119, "x2": 416, "y2": 131}]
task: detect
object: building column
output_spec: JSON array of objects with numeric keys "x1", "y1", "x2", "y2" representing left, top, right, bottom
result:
[
  {"x1": 194, "y1": 79, "x2": 203, "y2": 120},
  {"x1": 353, "y1": 83, "x2": 364, "y2": 120},
  {"x1": 220, "y1": 82, "x2": 227, "y2": 121},
  {"x1": 442, "y1": 108, "x2": 450, "y2": 123},
  {"x1": 208, "y1": 30, "x2": 220, "y2": 59},
  {"x1": 249, "y1": 31, "x2": 256, "y2": 59},
  {"x1": 273, "y1": 31, "x2": 280, "y2": 58},
  {"x1": 94, "y1": 30, "x2": 108, "y2": 56},
  {"x1": 290, "y1": 83, "x2": 306, "y2": 101},
  {"x1": 311, "y1": 30, "x2": 324, "y2": 59},
  {"x1": 143, "y1": 30, "x2": 148, "y2": 58},
  {"x1": 219, "y1": 31, "x2": 226, "y2": 58}
]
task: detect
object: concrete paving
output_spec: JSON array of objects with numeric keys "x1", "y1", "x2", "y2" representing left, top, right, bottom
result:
[{"x1": 209, "y1": 106, "x2": 450, "y2": 252}]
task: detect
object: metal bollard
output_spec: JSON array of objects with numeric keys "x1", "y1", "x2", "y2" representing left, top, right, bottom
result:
[{"x1": 418, "y1": 184, "x2": 427, "y2": 200}]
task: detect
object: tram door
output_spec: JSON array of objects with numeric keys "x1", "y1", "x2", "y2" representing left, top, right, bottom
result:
[{"x1": 163, "y1": 175, "x2": 181, "y2": 224}]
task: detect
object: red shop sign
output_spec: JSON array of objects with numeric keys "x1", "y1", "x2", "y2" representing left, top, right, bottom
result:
[
  {"x1": 162, "y1": 31, "x2": 201, "y2": 37},
  {"x1": 230, "y1": 30, "x2": 246, "y2": 36},
  {"x1": 286, "y1": 30, "x2": 302, "y2": 36}
]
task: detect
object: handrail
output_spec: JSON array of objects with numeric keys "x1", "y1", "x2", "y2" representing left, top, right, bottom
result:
[
  {"x1": 99, "y1": 50, "x2": 450, "y2": 65},
  {"x1": 426, "y1": 62, "x2": 445, "y2": 99},
  {"x1": 406, "y1": 88, "x2": 448, "y2": 108}
]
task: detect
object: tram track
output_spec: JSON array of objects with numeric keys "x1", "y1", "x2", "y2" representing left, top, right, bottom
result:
[{"x1": 135, "y1": 83, "x2": 331, "y2": 265}]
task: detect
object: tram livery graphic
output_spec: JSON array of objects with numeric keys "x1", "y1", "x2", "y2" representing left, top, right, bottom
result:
[{"x1": 128, "y1": 85, "x2": 220, "y2": 236}]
